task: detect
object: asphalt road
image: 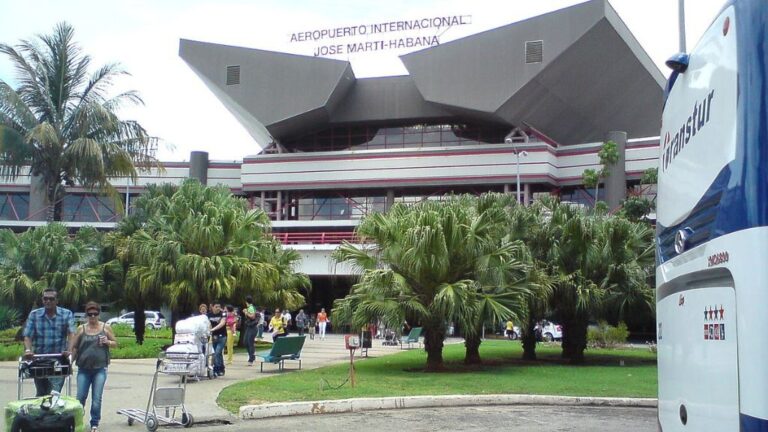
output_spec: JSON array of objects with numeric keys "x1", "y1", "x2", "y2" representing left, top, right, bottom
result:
[{"x1": 239, "y1": 405, "x2": 658, "y2": 431}]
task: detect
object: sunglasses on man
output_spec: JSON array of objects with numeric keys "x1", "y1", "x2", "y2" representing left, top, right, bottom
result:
[{"x1": 87, "y1": 312, "x2": 100, "y2": 317}]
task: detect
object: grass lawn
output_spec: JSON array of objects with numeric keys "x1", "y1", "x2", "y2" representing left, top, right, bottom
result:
[
  {"x1": 218, "y1": 341, "x2": 657, "y2": 413},
  {"x1": 0, "y1": 325, "x2": 270, "y2": 360}
]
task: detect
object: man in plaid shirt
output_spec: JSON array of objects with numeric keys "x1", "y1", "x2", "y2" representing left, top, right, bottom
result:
[{"x1": 23, "y1": 288, "x2": 76, "y2": 396}]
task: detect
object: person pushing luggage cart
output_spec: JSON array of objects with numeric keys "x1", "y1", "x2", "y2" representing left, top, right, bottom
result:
[
  {"x1": 6, "y1": 288, "x2": 86, "y2": 431},
  {"x1": 22, "y1": 288, "x2": 76, "y2": 396}
]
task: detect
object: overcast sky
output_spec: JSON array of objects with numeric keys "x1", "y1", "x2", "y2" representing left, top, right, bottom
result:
[{"x1": 0, "y1": 0, "x2": 725, "y2": 162}]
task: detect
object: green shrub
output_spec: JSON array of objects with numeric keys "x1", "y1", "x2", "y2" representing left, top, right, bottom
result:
[
  {"x1": 110, "y1": 324, "x2": 172, "y2": 339},
  {"x1": 0, "y1": 326, "x2": 21, "y2": 340},
  {"x1": 587, "y1": 321, "x2": 629, "y2": 349},
  {"x1": 0, "y1": 305, "x2": 21, "y2": 330},
  {"x1": 111, "y1": 337, "x2": 169, "y2": 359},
  {"x1": 0, "y1": 343, "x2": 23, "y2": 360}
]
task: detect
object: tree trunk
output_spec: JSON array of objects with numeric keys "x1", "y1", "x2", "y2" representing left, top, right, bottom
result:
[
  {"x1": 134, "y1": 306, "x2": 146, "y2": 345},
  {"x1": 561, "y1": 316, "x2": 573, "y2": 359},
  {"x1": 423, "y1": 323, "x2": 445, "y2": 371},
  {"x1": 562, "y1": 315, "x2": 588, "y2": 364},
  {"x1": 46, "y1": 182, "x2": 63, "y2": 222},
  {"x1": 463, "y1": 328, "x2": 482, "y2": 365},
  {"x1": 521, "y1": 315, "x2": 538, "y2": 360},
  {"x1": 595, "y1": 183, "x2": 599, "y2": 208}
]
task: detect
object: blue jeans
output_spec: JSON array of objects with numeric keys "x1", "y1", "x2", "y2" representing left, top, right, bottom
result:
[
  {"x1": 212, "y1": 335, "x2": 226, "y2": 374},
  {"x1": 244, "y1": 326, "x2": 257, "y2": 363},
  {"x1": 77, "y1": 368, "x2": 107, "y2": 428},
  {"x1": 256, "y1": 323, "x2": 264, "y2": 339},
  {"x1": 33, "y1": 376, "x2": 65, "y2": 397}
]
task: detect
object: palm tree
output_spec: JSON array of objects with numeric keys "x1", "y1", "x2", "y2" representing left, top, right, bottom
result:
[
  {"x1": 333, "y1": 195, "x2": 531, "y2": 371},
  {"x1": 597, "y1": 216, "x2": 655, "y2": 326},
  {"x1": 505, "y1": 199, "x2": 555, "y2": 360},
  {"x1": 542, "y1": 200, "x2": 604, "y2": 364},
  {"x1": 101, "y1": 184, "x2": 178, "y2": 344},
  {"x1": 461, "y1": 194, "x2": 531, "y2": 365},
  {"x1": 0, "y1": 223, "x2": 103, "y2": 316},
  {"x1": 122, "y1": 180, "x2": 308, "y2": 333},
  {"x1": 0, "y1": 22, "x2": 158, "y2": 221},
  {"x1": 543, "y1": 199, "x2": 655, "y2": 364}
]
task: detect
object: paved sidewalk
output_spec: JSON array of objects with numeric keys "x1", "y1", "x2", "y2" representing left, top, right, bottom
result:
[
  {"x1": 0, "y1": 335, "x2": 658, "y2": 431},
  {"x1": 0, "y1": 333, "x2": 404, "y2": 431}
]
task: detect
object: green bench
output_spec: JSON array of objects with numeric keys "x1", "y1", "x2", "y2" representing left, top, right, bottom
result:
[
  {"x1": 255, "y1": 336, "x2": 306, "y2": 372},
  {"x1": 400, "y1": 327, "x2": 423, "y2": 349}
]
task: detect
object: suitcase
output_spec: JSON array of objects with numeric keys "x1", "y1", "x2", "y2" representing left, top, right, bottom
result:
[
  {"x1": 5, "y1": 394, "x2": 85, "y2": 432},
  {"x1": 164, "y1": 343, "x2": 209, "y2": 378}
]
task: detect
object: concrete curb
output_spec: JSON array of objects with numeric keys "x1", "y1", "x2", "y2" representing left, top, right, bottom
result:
[{"x1": 239, "y1": 394, "x2": 658, "y2": 420}]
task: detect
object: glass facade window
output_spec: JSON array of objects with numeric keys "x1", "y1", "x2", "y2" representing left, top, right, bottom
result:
[
  {"x1": 559, "y1": 187, "x2": 604, "y2": 208},
  {"x1": 61, "y1": 194, "x2": 119, "y2": 222},
  {"x1": 296, "y1": 196, "x2": 388, "y2": 220},
  {"x1": 281, "y1": 123, "x2": 510, "y2": 152},
  {"x1": 0, "y1": 194, "x2": 29, "y2": 220}
]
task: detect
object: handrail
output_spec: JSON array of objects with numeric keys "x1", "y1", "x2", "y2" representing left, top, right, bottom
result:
[{"x1": 273, "y1": 231, "x2": 359, "y2": 244}]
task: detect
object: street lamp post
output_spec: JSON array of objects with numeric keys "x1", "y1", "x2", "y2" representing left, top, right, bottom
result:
[
  {"x1": 514, "y1": 148, "x2": 522, "y2": 204},
  {"x1": 505, "y1": 129, "x2": 529, "y2": 204}
]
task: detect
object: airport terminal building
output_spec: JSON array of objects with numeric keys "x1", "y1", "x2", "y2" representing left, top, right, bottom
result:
[{"x1": 0, "y1": 0, "x2": 663, "y2": 304}]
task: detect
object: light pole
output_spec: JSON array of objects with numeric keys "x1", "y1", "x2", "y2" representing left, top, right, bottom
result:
[
  {"x1": 505, "y1": 129, "x2": 529, "y2": 204},
  {"x1": 125, "y1": 177, "x2": 131, "y2": 218}
]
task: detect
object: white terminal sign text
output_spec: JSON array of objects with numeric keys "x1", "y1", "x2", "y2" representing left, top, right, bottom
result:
[{"x1": 289, "y1": 15, "x2": 472, "y2": 57}]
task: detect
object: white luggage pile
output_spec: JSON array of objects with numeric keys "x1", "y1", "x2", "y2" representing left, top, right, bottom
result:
[{"x1": 163, "y1": 315, "x2": 214, "y2": 380}]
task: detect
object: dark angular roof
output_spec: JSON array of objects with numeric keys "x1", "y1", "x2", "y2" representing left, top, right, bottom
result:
[{"x1": 179, "y1": 0, "x2": 664, "y2": 146}]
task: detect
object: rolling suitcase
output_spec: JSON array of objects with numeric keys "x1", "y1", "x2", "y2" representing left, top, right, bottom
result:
[{"x1": 5, "y1": 393, "x2": 85, "y2": 432}]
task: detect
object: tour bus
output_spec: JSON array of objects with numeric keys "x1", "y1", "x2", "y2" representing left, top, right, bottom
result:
[{"x1": 656, "y1": 0, "x2": 768, "y2": 431}]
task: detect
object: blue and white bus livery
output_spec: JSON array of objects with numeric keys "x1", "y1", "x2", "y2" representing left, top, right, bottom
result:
[{"x1": 656, "y1": 0, "x2": 768, "y2": 431}]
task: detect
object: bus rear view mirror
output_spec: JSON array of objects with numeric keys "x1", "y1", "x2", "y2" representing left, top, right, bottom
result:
[{"x1": 666, "y1": 52, "x2": 690, "y2": 73}]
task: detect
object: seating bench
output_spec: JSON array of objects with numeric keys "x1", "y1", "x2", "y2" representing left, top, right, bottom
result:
[
  {"x1": 400, "y1": 327, "x2": 423, "y2": 349},
  {"x1": 255, "y1": 335, "x2": 306, "y2": 372}
]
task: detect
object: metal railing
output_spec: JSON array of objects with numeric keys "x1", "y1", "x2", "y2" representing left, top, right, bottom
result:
[{"x1": 272, "y1": 231, "x2": 358, "y2": 244}]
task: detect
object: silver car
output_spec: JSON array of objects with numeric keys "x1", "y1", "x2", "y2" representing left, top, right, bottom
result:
[{"x1": 107, "y1": 311, "x2": 167, "y2": 329}]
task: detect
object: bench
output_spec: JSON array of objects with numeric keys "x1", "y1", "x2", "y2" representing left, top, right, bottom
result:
[
  {"x1": 255, "y1": 335, "x2": 306, "y2": 372},
  {"x1": 400, "y1": 327, "x2": 423, "y2": 349}
]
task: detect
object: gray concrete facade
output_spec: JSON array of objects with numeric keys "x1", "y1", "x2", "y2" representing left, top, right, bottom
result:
[
  {"x1": 605, "y1": 131, "x2": 628, "y2": 209},
  {"x1": 189, "y1": 151, "x2": 210, "y2": 185},
  {"x1": 179, "y1": 0, "x2": 665, "y2": 148}
]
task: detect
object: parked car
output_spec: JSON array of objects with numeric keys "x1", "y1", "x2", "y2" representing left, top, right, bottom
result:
[
  {"x1": 74, "y1": 312, "x2": 87, "y2": 324},
  {"x1": 107, "y1": 311, "x2": 167, "y2": 329},
  {"x1": 536, "y1": 320, "x2": 563, "y2": 341}
]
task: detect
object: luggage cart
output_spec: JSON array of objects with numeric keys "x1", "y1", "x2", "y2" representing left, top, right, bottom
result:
[
  {"x1": 17, "y1": 353, "x2": 73, "y2": 399},
  {"x1": 9, "y1": 353, "x2": 85, "y2": 431},
  {"x1": 117, "y1": 353, "x2": 195, "y2": 431}
]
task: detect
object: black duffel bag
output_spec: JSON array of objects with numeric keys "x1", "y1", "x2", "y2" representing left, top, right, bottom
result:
[{"x1": 10, "y1": 411, "x2": 76, "y2": 432}]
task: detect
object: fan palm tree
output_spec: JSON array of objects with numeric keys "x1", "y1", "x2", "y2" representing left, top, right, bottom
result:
[
  {"x1": 0, "y1": 22, "x2": 158, "y2": 221},
  {"x1": 505, "y1": 199, "x2": 555, "y2": 360},
  {"x1": 0, "y1": 223, "x2": 103, "y2": 316},
  {"x1": 333, "y1": 195, "x2": 531, "y2": 370},
  {"x1": 122, "y1": 180, "x2": 308, "y2": 332},
  {"x1": 460, "y1": 194, "x2": 531, "y2": 365},
  {"x1": 543, "y1": 199, "x2": 654, "y2": 364},
  {"x1": 542, "y1": 200, "x2": 604, "y2": 364},
  {"x1": 101, "y1": 184, "x2": 178, "y2": 344},
  {"x1": 597, "y1": 216, "x2": 655, "y2": 325}
]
